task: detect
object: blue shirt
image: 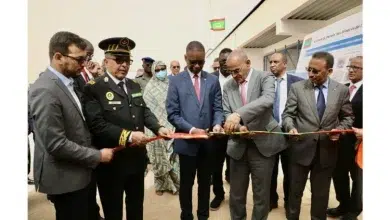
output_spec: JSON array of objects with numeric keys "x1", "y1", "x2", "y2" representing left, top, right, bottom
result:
[{"x1": 314, "y1": 78, "x2": 329, "y2": 105}]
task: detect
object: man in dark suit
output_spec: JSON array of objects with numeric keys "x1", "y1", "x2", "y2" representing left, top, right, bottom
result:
[
  {"x1": 73, "y1": 39, "x2": 100, "y2": 93},
  {"x1": 166, "y1": 41, "x2": 224, "y2": 220},
  {"x1": 223, "y1": 49, "x2": 287, "y2": 220},
  {"x1": 327, "y1": 56, "x2": 363, "y2": 220},
  {"x1": 29, "y1": 31, "x2": 114, "y2": 220},
  {"x1": 210, "y1": 48, "x2": 232, "y2": 211},
  {"x1": 268, "y1": 53, "x2": 303, "y2": 212},
  {"x1": 282, "y1": 51, "x2": 354, "y2": 220},
  {"x1": 28, "y1": 95, "x2": 34, "y2": 185},
  {"x1": 83, "y1": 37, "x2": 172, "y2": 220}
]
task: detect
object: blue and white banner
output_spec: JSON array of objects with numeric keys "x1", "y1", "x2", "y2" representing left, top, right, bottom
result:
[{"x1": 295, "y1": 12, "x2": 362, "y2": 83}]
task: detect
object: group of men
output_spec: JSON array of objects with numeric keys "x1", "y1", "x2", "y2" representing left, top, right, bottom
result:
[{"x1": 28, "y1": 30, "x2": 362, "y2": 220}]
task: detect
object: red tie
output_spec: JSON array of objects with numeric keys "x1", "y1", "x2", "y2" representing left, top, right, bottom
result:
[
  {"x1": 240, "y1": 80, "x2": 247, "y2": 105},
  {"x1": 349, "y1": 84, "x2": 356, "y2": 95},
  {"x1": 194, "y1": 73, "x2": 200, "y2": 101},
  {"x1": 82, "y1": 71, "x2": 90, "y2": 82}
]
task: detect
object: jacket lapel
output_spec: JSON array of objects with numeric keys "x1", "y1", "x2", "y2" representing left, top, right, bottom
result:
[
  {"x1": 231, "y1": 81, "x2": 243, "y2": 109},
  {"x1": 183, "y1": 71, "x2": 200, "y2": 107},
  {"x1": 199, "y1": 71, "x2": 207, "y2": 109},
  {"x1": 303, "y1": 80, "x2": 320, "y2": 124},
  {"x1": 246, "y1": 69, "x2": 257, "y2": 102},
  {"x1": 321, "y1": 79, "x2": 338, "y2": 124},
  {"x1": 47, "y1": 70, "x2": 84, "y2": 120}
]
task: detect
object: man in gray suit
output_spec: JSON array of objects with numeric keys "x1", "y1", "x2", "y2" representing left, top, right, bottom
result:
[
  {"x1": 282, "y1": 51, "x2": 354, "y2": 220},
  {"x1": 223, "y1": 50, "x2": 287, "y2": 220},
  {"x1": 29, "y1": 31, "x2": 114, "y2": 220}
]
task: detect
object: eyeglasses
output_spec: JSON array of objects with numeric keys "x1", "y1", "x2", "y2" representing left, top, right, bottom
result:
[
  {"x1": 306, "y1": 67, "x2": 321, "y2": 75},
  {"x1": 172, "y1": 66, "x2": 180, "y2": 69},
  {"x1": 346, "y1": 65, "x2": 363, "y2": 71},
  {"x1": 155, "y1": 67, "x2": 167, "y2": 73},
  {"x1": 226, "y1": 66, "x2": 243, "y2": 75},
  {"x1": 188, "y1": 60, "x2": 205, "y2": 66},
  {"x1": 107, "y1": 57, "x2": 133, "y2": 65},
  {"x1": 62, "y1": 54, "x2": 88, "y2": 65}
]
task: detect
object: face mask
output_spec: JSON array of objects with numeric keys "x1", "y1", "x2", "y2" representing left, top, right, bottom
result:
[{"x1": 156, "y1": 70, "x2": 168, "y2": 80}]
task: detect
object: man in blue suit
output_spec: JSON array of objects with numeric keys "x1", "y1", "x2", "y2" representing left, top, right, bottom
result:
[
  {"x1": 269, "y1": 53, "x2": 303, "y2": 213},
  {"x1": 166, "y1": 41, "x2": 224, "y2": 220}
]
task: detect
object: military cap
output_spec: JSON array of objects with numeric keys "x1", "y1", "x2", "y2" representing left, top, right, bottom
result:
[
  {"x1": 142, "y1": 57, "x2": 155, "y2": 63},
  {"x1": 98, "y1": 37, "x2": 136, "y2": 56}
]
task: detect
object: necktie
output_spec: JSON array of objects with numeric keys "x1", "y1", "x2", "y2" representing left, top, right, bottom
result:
[
  {"x1": 273, "y1": 78, "x2": 282, "y2": 123},
  {"x1": 240, "y1": 80, "x2": 247, "y2": 105},
  {"x1": 193, "y1": 73, "x2": 200, "y2": 101},
  {"x1": 118, "y1": 81, "x2": 130, "y2": 103},
  {"x1": 316, "y1": 85, "x2": 326, "y2": 121},
  {"x1": 349, "y1": 84, "x2": 356, "y2": 95}
]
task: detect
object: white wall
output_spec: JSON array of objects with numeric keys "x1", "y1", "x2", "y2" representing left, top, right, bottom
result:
[{"x1": 28, "y1": 0, "x2": 260, "y2": 82}]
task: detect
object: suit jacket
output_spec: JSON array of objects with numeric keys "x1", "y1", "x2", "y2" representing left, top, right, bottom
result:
[
  {"x1": 73, "y1": 74, "x2": 87, "y2": 93},
  {"x1": 29, "y1": 68, "x2": 101, "y2": 195},
  {"x1": 166, "y1": 70, "x2": 224, "y2": 156},
  {"x1": 223, "y1": 69, "x2": 286, "y2": 160},
  {"x1": 286, "y1": 74, "x2": 304, "y2": 94},
  {"x1": 340, "y1": 83, "x2": 363, "y2": 150},
  {"x1": 282, "y1": 78, "x2": 354, "y2": 167},
  {"x1": 83, "y1": 73, "x2": 162, "y2": 175}
]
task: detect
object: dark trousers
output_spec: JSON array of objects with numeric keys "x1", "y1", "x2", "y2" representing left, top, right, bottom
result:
[
  {"x1": 212, "y1": 136, "x2": 230, "y2": 199},
  {"x1": 332, "y1": 137, "x2": 363, "y2": 215},
  {"x1": 88, "y1": 170, "x2": 102, "y2": 220},
  {"x1": 287, "y1": 147, "x2": 335, "y2": 220},
  {"x1": 179, "y1": 142, "x2": 213, "y2": 220},
  {"x1": 270, "y1": 148, "x2": 289, "y2": 206},
  {"x1": 47, "y1": 186, "x2": 90, "y2": 220},
  {"x1": 229, "y1": 142, "x2": 275, "y2": 220},
  {"x1": 97, "y1": 171, "x2": 145, "y2": 220}
]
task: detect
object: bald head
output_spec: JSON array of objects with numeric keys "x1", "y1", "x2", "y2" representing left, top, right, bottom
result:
[
  {"x1": 226, "y1": 49, "x2": 251, "y2": 84},
  {"x1": 227, "y1": 49, "x2": 249, "y2": 63},
  {"x1": 170, "y1": 60, "x2": 181, "y2": 75}
]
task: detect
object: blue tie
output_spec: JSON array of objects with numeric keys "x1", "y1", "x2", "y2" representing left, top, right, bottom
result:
[
  {"x1": 316, "y1": 85, "x2": 326, "y2": 121},
  {"x1": 273, "y1": 78, "x2": 282, "y2": 123}
]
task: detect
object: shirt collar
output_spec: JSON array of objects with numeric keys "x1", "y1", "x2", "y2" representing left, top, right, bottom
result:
[
  {"x1": 188, "y1": 69, "x2": 201, "y2": 78},
  {"x1": 48, "y1": 66, "x2": 73, "y2": 87},
  {"x1": 275, "y1": 72, "x2": 287, "y2": 81},
  {"x1": 314, "y1": 77, "x2": 329, "y2": 88},
  {"x1": 351, "y1": 80, "x2": 363, "y2": 88},
  {"x1": 106, "y1": 71, "x2": 126, "y2": 85},
  {"x1": 245, "y1": 68, "x2": 254, "y2": 83},
  {"x1": 219, "y1": 70, "x2": 232, "y2": 79}
]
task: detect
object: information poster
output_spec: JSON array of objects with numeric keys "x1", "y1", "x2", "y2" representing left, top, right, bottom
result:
[{"x1": 295, "y1": 12, "x2": 362, "y2": 83}]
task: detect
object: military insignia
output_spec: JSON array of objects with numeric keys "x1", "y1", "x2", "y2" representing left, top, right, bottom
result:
[
  {"x1": 88, "y1": 80, "x2": 95, "y2": 85},
  {"x1": 104, "y1": 77, "x2": 108, "y2": 82},
  {"x1": 131, "y1": 92, "x2": 143, "y2": 98},
  {"x1": 106, "y1": 92, "x2": 114, "y2": 100},
  {"x1": 120, "y1": 38, "x2": 129, "y2": 46}
]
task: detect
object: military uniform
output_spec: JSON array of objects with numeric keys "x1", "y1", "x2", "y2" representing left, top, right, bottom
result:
[
  {"x1": 133, "y1": 74, "x2": 151, "y2": 91},
  {"x1": 83, "y1": 37, "x2": 162, "y2": 220}
]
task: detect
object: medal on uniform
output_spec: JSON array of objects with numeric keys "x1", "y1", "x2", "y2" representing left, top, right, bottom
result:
[
  {"x1": 104, "y1": 77, "x2": 109, "y2": 82},
  {"x1": 106, "y1": 92, "x2": 114, "y2": 100}
]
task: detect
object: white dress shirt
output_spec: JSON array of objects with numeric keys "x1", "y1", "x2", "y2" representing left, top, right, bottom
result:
[
  {"x1": 314, "y1": 78, "x2": 330, "y2": 104},
  {"x1": 349, "y1": 80, "x2": 363, "y2": 101},
  {"x1": 188, "y1": 69, "x2": 201, "y2": 87},
  {"x1": 218, "y1": 71, "x2": 232, "y2": 95},
  {"x1": 107, "y1": 71, "x2": 128, "y2": 94},
  {"x1": 48, "y1": 66, "x2": 85, "y2": 121},
  {"x1": 275, "y1": 73, "x2": 288, "y2": 126}
]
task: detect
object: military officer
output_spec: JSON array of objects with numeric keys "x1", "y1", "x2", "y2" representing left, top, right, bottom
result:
[
  {"x1": 83, "y1": 37, "x2": 172, "y2": 220},
  {"x1": 133, "y1": 57, "x2": 154, "y2": 91}
]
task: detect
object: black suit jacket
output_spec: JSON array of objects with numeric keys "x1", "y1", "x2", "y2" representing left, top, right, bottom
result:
[
  {"x1": 346, "y1": 83, "x2": 363, "y2": 128},
  {"x1": 83, "y1": 73, "x2": 162, "y2": 175},
  {"x1": 74, "y1": 74, "x2": 87, "y2": 93}
]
